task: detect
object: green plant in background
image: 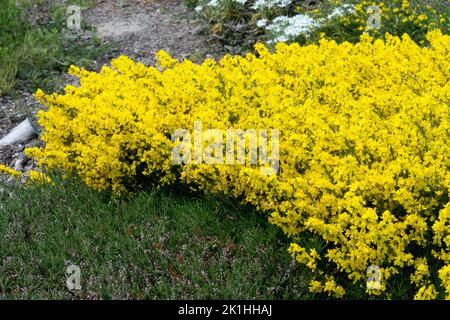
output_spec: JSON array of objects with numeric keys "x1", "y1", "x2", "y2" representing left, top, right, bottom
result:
[
  {"x1": 0, "y1": 55, "x2": 19, "y2": 96},
  {"x1": 299, "y1": 0, "x2": 450, "y2": 45},
  {"x1": 190, "y1": 0, "x2": 449, "y2": 48},
  {"x1": 190, "y1": 0, "x2": 269, "y2": 49},
  {"x1": 0, "y1": 0, "x2": 110, "y2": 96},
  {"x1": 0, "y1": 0, "x2": 24, "y2": 96}
]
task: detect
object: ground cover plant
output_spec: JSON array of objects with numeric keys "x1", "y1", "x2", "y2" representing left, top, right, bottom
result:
[
  {"x1": 0, "y1": 176, "x2": 312, "y2": 299},
  {"x1": 18, "y1": 29, "x2": 450, "y2": 299}
]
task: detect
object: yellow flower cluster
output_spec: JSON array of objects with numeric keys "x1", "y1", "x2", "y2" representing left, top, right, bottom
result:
[
  {"x1": 28, "y1": 30, "x2": 450, "y2": 298},
  {"x1": 0, "y1": 164, "x2": 21, "y2": 177},
  {"x1": 0, "y1": 164, "x2": 53, "y2": 184},
  {"x1": 414, "y1": 284, "x2": 438, "y2": 300},
  {"x1": 28, "y1": 170, "x2": 53, "y2": 185},
  {"x1": 348, "y1": 0, "x2": 448, "y2": 43},
  {"x1": 353, "y1": 0, "x2": 446, "y2": 27}
]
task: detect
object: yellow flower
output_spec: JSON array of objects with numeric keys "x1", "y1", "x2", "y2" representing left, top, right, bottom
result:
[
  {"x1": 0, "y1": 164, "x2": 21, "y2": 177},
  {"x1": 414, "y1": 284, "x2": 438, "y2": 300},
  {"x1": 28, "y1": 170, "x2": 53, "y2": 185}
]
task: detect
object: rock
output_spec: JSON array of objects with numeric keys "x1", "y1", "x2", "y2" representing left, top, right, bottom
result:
[
  {"x1": 18, "y1": 152, "x2": 27, "y2": 161},
  {"x1": 13, "y1": 158, "x2": 24, "y2": 172},
  {"x1": 0, "y1": 118, "x2": 38, "y2": 147}
]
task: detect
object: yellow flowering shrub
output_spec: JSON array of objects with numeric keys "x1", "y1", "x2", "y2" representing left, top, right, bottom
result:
[{"x1": 27, "y1": 30, "x2": 450, "y2": 298}]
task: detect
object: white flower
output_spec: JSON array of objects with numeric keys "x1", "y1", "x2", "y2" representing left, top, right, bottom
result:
[
  {"x1": 233, "y1": 0, "x2": 248, "y2": 4},
  {"x1": 256, "y1": 19, "x2": 268, "y2": 28},
  {"x1": 195, "y1": 5, "x2": 203, "y2": 12},
  {"x1": 208, "y1": 0, "x2": 219, "y2": 7},
  {"x1": 267, "y1": 35, "x2": 288, "y2": 44},
  {"x1": 266, "y1": 14, "x2": 320, "y2": 43},
  {"x1": 327, "y1": 4, "x2": 355, "y2": 19},
  {"x1": 266, "y1": 14, "x2": 319, "y2": 35},
  {"x1": 252, "y1": 0, "x2": 293, "y2": 10}
]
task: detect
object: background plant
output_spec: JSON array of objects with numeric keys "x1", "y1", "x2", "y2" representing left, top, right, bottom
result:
[
  {"x1": 0, "y1": 0, "x2": 109, "y2": 96},
  {"x1": 188, "y1": 0, "x2": 450, "y2": 48}
]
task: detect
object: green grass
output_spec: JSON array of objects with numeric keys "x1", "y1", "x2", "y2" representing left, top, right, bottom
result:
[{"x1": 0, "y1": 176, "x2": 312, "y2": 299}]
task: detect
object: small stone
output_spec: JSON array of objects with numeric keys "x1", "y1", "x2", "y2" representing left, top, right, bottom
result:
[
  {"x1": 13, "y1": 158, "x2": 23, "y2": 172},
  {"x1": 18, "y1": 152, "x2": 27, "y2": 161}
]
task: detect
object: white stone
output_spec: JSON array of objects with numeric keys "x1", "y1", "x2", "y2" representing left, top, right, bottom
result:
[{"x1": 0, "y1": 118, "x2": 38, "y2": 147}]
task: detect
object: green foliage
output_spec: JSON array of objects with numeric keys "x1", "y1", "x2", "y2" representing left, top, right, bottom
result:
[
  {"x1": 192, "y1": 0, "x2": 450, "y2": 48},
  {"x1": 301, "y1": 0, "x2": 450, "y2": 45},
  {"x1": 0, "y1": 0, "x2": 23, "y2": 95},
  {"x1": 0, "y1": 176, "x2": 311, "y2": 299},
  {"x1": 0, "y1": 55, "x2": 18, "y2": 96},
  {"x1": 0, "y1": 0, "x2": 110, "y2": 95}
]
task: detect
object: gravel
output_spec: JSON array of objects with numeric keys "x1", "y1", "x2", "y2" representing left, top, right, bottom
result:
[{"x1": 84, "y1": 0, "x2": 231, "y2": 65}]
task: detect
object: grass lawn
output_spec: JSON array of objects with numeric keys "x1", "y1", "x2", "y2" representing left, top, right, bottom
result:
[{"x1": 0, "y1": 177, "x2": 312, "y2": 299}]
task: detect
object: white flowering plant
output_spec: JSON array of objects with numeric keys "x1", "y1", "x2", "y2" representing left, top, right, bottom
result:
[{"x1": 187, "y1": 0, "x2": 449, "y2": 49}]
